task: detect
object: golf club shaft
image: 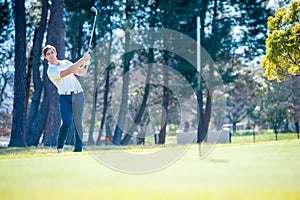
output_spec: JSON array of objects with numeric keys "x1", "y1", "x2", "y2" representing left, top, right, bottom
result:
[
  {"x1": 88, "y1": 14, "x2": 97, "y2": 50},
  {"x1": 83, "y1": 7, "x2": 97, "y2": 69}
]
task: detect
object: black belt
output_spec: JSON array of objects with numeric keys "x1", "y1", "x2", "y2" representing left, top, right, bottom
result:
[{"x1": 61, "y1": 90, "x2": 82, "y2": 95}]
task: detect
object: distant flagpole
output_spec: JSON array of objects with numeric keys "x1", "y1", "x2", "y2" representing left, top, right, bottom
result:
[{"x1": 197, "y1": 0, "x2": 203, "y2": 143}]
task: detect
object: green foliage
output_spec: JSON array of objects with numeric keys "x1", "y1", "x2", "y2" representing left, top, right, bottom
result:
[
  {"x1": 0, "y1": 1, "x2": 10, "y2": 43},
  {"x1": 229, "y1": 0, "x2": 272, "y2": 61},
  {"x1": 262, "y1": 1, "x2": 300, "y2": 81}
]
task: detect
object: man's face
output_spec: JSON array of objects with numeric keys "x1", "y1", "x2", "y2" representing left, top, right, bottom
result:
[{"x1": 44, "y1": 48, "x2": 57, "y2": 63}]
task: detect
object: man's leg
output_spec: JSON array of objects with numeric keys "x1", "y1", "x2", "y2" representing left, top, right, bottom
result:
[
  {"x1": 57, "y1": 95, "x2": 73, "y2": 150},
  {"x1": 72, "y1": 92, "x2": 84, "y2": 151}
]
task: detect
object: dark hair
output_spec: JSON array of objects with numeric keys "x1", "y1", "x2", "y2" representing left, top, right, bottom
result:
[{"x1": 42, "y1": 45, "x2": 56, "y2": 56}]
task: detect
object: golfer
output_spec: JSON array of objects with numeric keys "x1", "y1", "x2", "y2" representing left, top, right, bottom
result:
[{"x1": 43, "y1": 45, "x2": 90, "y2": 153}]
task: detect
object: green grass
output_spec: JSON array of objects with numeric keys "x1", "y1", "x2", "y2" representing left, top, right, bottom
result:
[{"x1": 0, "y1": 141, "x2": 300, "y2": 200}]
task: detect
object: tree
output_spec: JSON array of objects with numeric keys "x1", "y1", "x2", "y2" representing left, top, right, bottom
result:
[
  {"x1": 154, "y1": 0, "x2": 195, "y2": 144},
  {"x1": 120, "y1": 0, "x2": 158, "y2": 145},
  {"x1": 120, "y1": 60, "x2": 152, "y2": 145},
  {"x1": 43, "y1": 0, "x2": 65, "y2": 146},
  {"x1": 9, "y1": 0, "x2": 27, "y2": 147},
  {"x1": 95, "y1": 20, "x2": 114, "y2": 145},
  {"x1": 262, "y1": 1, "x2": 300, "y2": 81},
  {"x1": 260, "y1": 80, "x2": 290, "y2": 135},
  {"x1": 225, "y1": 66, "x2": 261, "y2": 134},
  {"x1": 261, "y1": 76, "x2": 300, "y2": 135},
  {"x1": 26, "y1": 0, "x2": 49, "y2": 146},
  {"x1": 4, "y1": 0, "x2": 278, "y2": 147},
  {"x1": 228, "y1": 0, "x2": 273, "y2": 62}
]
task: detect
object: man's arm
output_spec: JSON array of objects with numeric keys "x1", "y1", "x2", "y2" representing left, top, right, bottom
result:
[{"x1": 60, "y1": 51, "x2": 90, "y2": 78}]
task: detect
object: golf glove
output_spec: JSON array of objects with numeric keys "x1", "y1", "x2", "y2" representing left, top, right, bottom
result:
[{"x1": 83, "y1": 59, "x2": 91, "y2": 68}]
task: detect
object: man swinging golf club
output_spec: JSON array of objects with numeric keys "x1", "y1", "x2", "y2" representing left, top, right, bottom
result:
[
  {"x1": 44, "y1": 45, "x2": 90, "y2": 153},
  {"x1": 44, "y1": 7, "x2": 97, "y2": 153}
]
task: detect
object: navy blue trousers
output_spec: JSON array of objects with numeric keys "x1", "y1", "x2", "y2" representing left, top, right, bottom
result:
[{"x1": 57, "y1": 92, "x2": 84, "y2": 151}]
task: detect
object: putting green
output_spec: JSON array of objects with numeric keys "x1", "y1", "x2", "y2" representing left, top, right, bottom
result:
[{"x1": 0, "y1": 141, "x2": 299, "y2": 200}]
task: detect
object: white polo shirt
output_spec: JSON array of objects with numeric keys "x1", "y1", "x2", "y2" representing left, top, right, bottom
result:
[{"x1": 47, "y1": 60, "x2": 83, "y2": 95}]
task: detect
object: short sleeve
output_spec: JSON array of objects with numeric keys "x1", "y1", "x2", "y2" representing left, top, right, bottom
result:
[{"x1": 64, "y1": 60, "x2": 73, "y2": 66}]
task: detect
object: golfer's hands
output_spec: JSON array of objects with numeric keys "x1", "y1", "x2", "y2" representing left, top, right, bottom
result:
[
  {"x1": 84, "y1": 59, "x2": 91, "y2": 67},
  {"x1": 83, "y1": 50, "x2": 91, "y2": 68},
  {"x1": 83, "y1": 50, "x2": 91, "y2": 63},
  {"x1": 75, "y1": 50, "x2": 91, "y2": 76},
  {"x1": 63, "y1": 51, "x2": 91, "y2": 77}
]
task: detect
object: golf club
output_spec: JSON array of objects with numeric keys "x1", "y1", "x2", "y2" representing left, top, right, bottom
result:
[
  {"x1": 89, "y1": 6, "x2": 98, "y2": 50},
  {"x1": 84, "y1": 6, "x2": 98, "y2": 69}
]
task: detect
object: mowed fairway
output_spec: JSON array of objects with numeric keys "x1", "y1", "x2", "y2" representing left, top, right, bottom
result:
[{"x1": 0, "y1": 141, "x2": 300, "y2": 200}]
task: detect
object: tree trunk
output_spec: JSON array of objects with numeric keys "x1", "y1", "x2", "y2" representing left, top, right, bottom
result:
[
  {"x1": 25, "y1": 30, "x2": 35, "y2": 109},
  {"x1": 87, "y1": 90, "x2": 97, "y2": 145},
  {"x1": 202, "y1": 90, "x2": 212, "y2": 139},
  {"x1": 197, "y1": 80, "x2": 204, "y2": 143},
  {"x1": 274, "y1": 124, "x2": 278, "y2": 141},
  {"x1": 96, "y1": 69, "x2": 110, "y2": 145},
  {"x1": 295, "y1": 122, "x2": 300, "y2": 139},
  {"x1": 121, "y1": 68, "x2": 152, "y2": 145},
  {"x1": 232, "y1": 121, "x2": 237, "y2": 135},
  {"x1": 158, "y1": 30, "x2": 171, "y2": 145},
  {"x1": 112, "y1": 51, "x2": 130, "y2": 145},
  {"x1": 9, "y1": 0, "x2": 27, "y2": 147},
  {"x1": 43, "y1": 0, "x2": 65, "y2": 146},
  {"x1": 199, "y1": 0, "x2": 216, "y2": 142},
  {"x1": 87, "y1": 58, "x2": 99, "y2": 145},
  {"x1": 158, "y1": 79, "x2": 169, "y2": 145},
  {"x1": 26, "y1": 0, "x2": 48, "y2": 146},
  {"x1": 29, "y1": 60, "x2": 50, "y2": 146}
]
